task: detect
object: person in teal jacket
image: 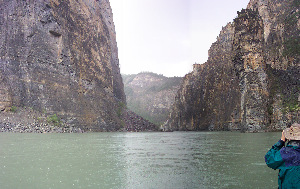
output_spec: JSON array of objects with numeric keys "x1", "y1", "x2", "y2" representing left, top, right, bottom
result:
[{"x1": 265, "y1": 123, "x2": 300, "y2": 189}]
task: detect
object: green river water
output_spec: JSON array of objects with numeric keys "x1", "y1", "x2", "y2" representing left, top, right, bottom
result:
[{"x1": 0, "y1": 131, "x2": 280, "y2": 189}]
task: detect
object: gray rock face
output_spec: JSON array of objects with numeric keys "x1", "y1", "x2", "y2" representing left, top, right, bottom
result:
[
  {"x1": 0, "y1": 0, "x2": 125, "y2": 131},
  {"x1": 164, "y1": 0, "x2": 299, "y2": 132},
  {"x1": 233, "y1": 9, "x2": 268, "y2": 132}
]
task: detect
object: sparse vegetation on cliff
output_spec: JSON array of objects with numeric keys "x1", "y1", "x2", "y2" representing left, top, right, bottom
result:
[
  {"x1": 293, "y1": 0, "x2": 300, "y2": 7},
  {"x1": 283, "y1": 95, "x2": 300, "y2": 113},
  {"x1": 117, "y1": 102, "x2": 126, "y2": 118},
  {"x1": 47, "y1": 114, "x2": 62, "y2": 126},
  {"x1": 283, "y1": 37, "x2": 300, "y2": 57},
  {"x1": 10, "y1": 106, "x2": 17, "y2": 113}
]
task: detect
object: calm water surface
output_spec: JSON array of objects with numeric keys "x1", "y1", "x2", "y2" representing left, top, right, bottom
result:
[{"x1": 0, "y1": 131, "x2": 280, "y2": 189}]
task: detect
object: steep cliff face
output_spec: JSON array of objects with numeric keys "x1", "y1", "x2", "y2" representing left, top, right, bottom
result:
[
  {"x1": 123, "y1": 72, "x2": 181, "y2": 126},
  {"x1": 164, "y1": 23, "x2": 240, "y2": 131},
  {"x1": 233, "y1": 9, "x2": 268, "y2": 131},
  {"x1": 0, "y1": 0, "x2": 125, "y2": 131},
  {"x1": 165, "y1": 0, "x2": 299, "y2": 132},
  {"x1": 247, "y1": 0, "x2": 300, "y2": 130}
]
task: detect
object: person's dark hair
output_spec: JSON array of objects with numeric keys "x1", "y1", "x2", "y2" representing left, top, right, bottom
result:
[
  {"x1": 287, "y1": 122, "x2": 292, "y2": 128},
  {"x1": 287, "y1": 140, "x2": 300, "y2": 146}
]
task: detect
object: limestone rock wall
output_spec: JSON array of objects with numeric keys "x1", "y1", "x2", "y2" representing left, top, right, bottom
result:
[
  {"x1": 164, "y1": 23, "x2": 240, "y2": 131},
  {"x1": 165, "y1": 0, "x2": 299, "y2": 132},
  {"x1": 247, "y1": 0, "x2": 300, "y2": 129},
  {"x1": 0, "y1": 0, "x2": 125, "y2": 131},
  {"x1": 233, "y1": 9, "x2": 268, "y2": 131}
]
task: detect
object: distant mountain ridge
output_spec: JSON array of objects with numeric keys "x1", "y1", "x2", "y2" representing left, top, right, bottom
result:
[{"x1": 122, "y1": 72, "x2": 182, "y2": 126}]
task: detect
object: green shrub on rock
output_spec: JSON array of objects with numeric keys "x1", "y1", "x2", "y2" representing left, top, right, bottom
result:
[
  {"x1": 10, "y1": 106, "x2": 17, "y2": 113},
  {"x1": 47, "y1": 114, "x2": 61, "y2": 126}
]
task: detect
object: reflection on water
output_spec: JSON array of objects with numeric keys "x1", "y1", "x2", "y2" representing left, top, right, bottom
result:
[{"x1": 0, "y1": 131, "x2": 280, "y2": 189}]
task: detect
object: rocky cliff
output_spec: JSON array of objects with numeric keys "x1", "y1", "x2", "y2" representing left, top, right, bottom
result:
[
  {"x1": 0, "y1": 0, "x2": 126, "y2": 131},
  {"x1": 123, "y1": 72, "x2": 181, "y2": 126},
  {"x1": 164, "y1": 0, "x2": 299, "y2": 132}
]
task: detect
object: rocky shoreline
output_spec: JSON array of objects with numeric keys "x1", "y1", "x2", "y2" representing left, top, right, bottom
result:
[
  {"x1": 122, "y1": 109, "x2": 159, "y2": 132},
  {"x1": 0, "y1": 107, "x2": 84, "y2": 133},
  {"x1": 0, "y1": 122, "x2": 83, "y2": 133},
  {"x1": 0, "y1": 106, "x2": 159, "y2": 133}
]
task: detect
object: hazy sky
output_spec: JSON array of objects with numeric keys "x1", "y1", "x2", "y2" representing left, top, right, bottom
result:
[{"x1": 110, "y1": 0, "x2": 250, "y2": 77}]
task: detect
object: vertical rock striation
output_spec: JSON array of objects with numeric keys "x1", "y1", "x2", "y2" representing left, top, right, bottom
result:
[
  {"x1": 0, "y1": 0, "x2": 126, "y2": 131},
  {"x1": 247, "y1": 0, "x2": 300, "y2": 129},
  {"x1": 233, "y1": 9, "x2": 268, "y2": 131},
  {"x1": 165, "y1": 0, "x2": 299, "y2": 132},
  {"x1": 164, "y1": 23, "x2": 239, "y2": 131}
]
